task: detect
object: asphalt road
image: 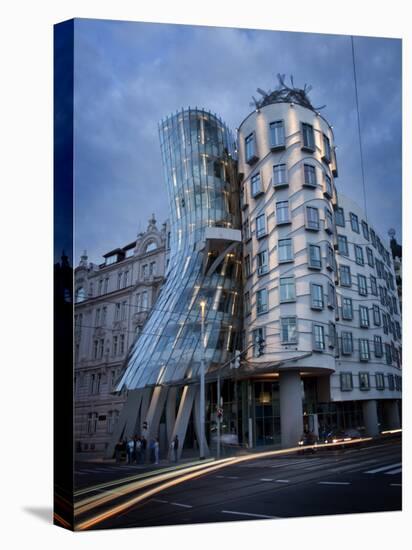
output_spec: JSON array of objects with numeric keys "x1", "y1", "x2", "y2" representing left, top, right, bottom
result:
[{"x1": 76, "y1": 437, "x2": 401, "y2": 530}]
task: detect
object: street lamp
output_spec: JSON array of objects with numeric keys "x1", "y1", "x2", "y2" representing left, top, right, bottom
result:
[{"x1": 199, "y1": 300, "x2": 206, "y2": 460}]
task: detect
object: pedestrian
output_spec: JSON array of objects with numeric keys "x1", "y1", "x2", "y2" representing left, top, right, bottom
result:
[
  {"x1": 114, "y1": 439, "x2": 122, "y2": 463},
  {"x1": 170, "y1": 435, "x2": 179, "y2": 462},
  {"x1": 149, "y1": 438, "x2": 155, "y2": 463},
  {"x1": 134, "y1": 436, "x2": 142, "y2": 464},
  {"x1": 140, "y1": 435, "x2": 147, "y2": 464},
  {"x1": 126, "y1": 437, "x2": 135, "y2": 464},
  {"x1": 154, "y1": 437, "x2": 160, "y2": 465}
]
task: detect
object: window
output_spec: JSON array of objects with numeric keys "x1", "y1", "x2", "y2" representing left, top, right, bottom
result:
[
  {"x1": 310, "y1": 283, "x2": 324, "y2": 310},
  {"x1": 359, "y1": 305, "x2": 369, "y2": 328},
  {"x1": 324, "y1": 208, "x2": 334, "y2": 234},
  {"x1": 335, "y1": 207, "x2": 345, "y2": 227},
  {"x1": 373, "y1": 305, "x2": 381, "y2": 326},
  {"x1": 245, "y1": 132, "x2": 257, "y2": 164},
  {"x1": 337, "y1": 235, "x2": 349, "y2": 256},
  {"x1": 370, "y1": 229, "x2": 376, "y2": 247},
  {"x1": 114, "y1": 302, "x2": 121, "y2": 321},
  {"x1": 75, "y1": 287, "x2": 86, "y2": 303},
  {"x1": 281, "y1": 317, "x2": 297, "y2": 343},
  {"x1": 276, "y1": 201, "x2": 290, "y2": 224},
  {"x1": 327, "y1": 283, "x2": 336, "y2": 309},
  {"x1": 93, "y1": 340, "x2": 98, "y2": 359},
  {"x1": 244, "y1": 254, "x2": 251, "y2": 278},
  {"x1": 322, "y1": 134, "x2": 331, "y2": 163},
  {"x1": 244, "y1": 292, "x2": 251, "y2": 316},
  {"x1": 251, "y1": 173, "x2": 262, "y2": 197},
  {"x1": 269, "y1": 120, "x2": 285, "y2": 149},
  {"x1": 359, "y1": 339, "x2": 370, "y2": 361},
  {"x1": 280, "y1": 277, "x2": 295, "y2": 303},
  {"x1": 123, "y1": 270, "x2": 129, "y2": 287},
  {"x1": 328, "y1": 322, "x2": 336, "y2": 348},
  {"x1": 256, "y1": 214, "x2": 266, "y2": 238},
  {"x1": 99, "y1": 339, "x2": 104, "y2": 359},
  {"x1": 87, "y1": 412, "x2": 98, "y2": 434},
  {"x1": 326, "y1": 243, "x2": 335, "y2": 271},
  {"x1": 382, "y1": 313, "x2": 388, "y2": 335},
  {"x1": 95, "y1": 308, "x2": 101, "y2": 326},
  {"x1": 375, "y1": 373, "x2": 385, "y2": 390},
  {"x1": 257, "y1": 250, "x2": 268, "y2": 276},
  {"x1": 107, "y1": 410, "x2": 119, "y2": 434},
  {"x1": 112, "y1": 335, "x2": 118, "y2": 356},
  {"x1": 395, "y1": 321, "x2": 401, "y2": 340},
  {"x1": 308, "y1": 244, "x2": 322, "y2": 269},
  {"x1": 339, "y1": 265, "x2": 351, "y2": 287},
  {"x1": 303, "y1": 164, "x2": 317, "y2": 187},
  {"x1": 374, "y1": 335, "x2": 383, "y2": 357},
  {"x1": 387, "y1": 374, "x2": 395, "y2": 391},
  {"x1": 340, "y1": 372, "x2": 353, "y2": 391},
  {"x1": 106, "y1": 255, "x2": 117, "y2": 265},
  {"x1": 370, "y1": 275, "x2": 378, "y2": 296},
  {"x1": 243, "y1": 218, "x2": 251, "y2": 241},
  {"x1": 104, "y1": 277, "x2": 109, "y2": 294},
  {"x1": 256, "y1": 288, "x2": 268, "y2": 315},
  {"x1": 141, "y1": 291, "x2": 148, "y2": 311},
  {"x1": 354, "y1": 245, "x2": 364, "y2": 266},
  {"x1": 101, "y1": 306, "x2": 107, "y2": 326},
  {"x1": 98, "y1": 279, "x2": 103, "y2": 295},
  {"x1": 395, "y1": 375, "x2": 401, "y2": 391},
  {"x1": 362, "y1": 221, "x2": 370, "y2": 240},
  {"x1": 117, "y1": 272, "x2": 122, "y2": 289},
  {"x1": 149, "y1": 262, "x2": 156, "y2": 276},
  {"x1": 121, "y1": 300, "x2": 127, "y2": 320},
  {"x1": 119, "y1": 334, "x2": 125, "y2": 354},
  {"x1": 385, "y1": 343, "x2": 392, "y2": 365},
  {"x1": 324, "y1": 174, "x2": 333, "y2": 198},
  {"x1": 306, "y1": 206, "x2": 320, "y2": 230},
  {"x1": 252, "y1": 327, "x2": 265, "y2": 357},
  {"x1": 359, "y1": 372, "x2": 370, "y2": 390},
  {"x1": 366, "y1": 247, "x2": 374, "y2": 268},
  {"x1": 273, "y1": 164, "x2": 288, "y2": 187},
  {"x1": 392, "y1": 297, "x2": 398, "y2": 315},
  {"x1": 350, "y1": 212, "x2": 359, "y2": 233},
  {"x1": 141, "y1": 264, "x2": 148, "y2": 280},
  {"x1": 342, "y1": 297, "x2": 353, "y2": 320},
  {"x1": 301, "y1": 123, "x2": 315, "y2": 150},
  {"x1": 341, "y1": 332, "x2": 353, "y2": 355},
  {"x1": 278, "y1": 238, "x2": 293, "y2": 263},
  {"x1": 313, "y1": 324, "x2": 325, "y2": 351},
  {"x1": 358, "y1": 274, "x2": 368, "y2": 296}
]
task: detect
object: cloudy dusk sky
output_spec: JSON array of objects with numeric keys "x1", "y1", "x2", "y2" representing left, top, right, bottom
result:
[{"x1": 73, "y1": 18, "x2": 402, "y2": 265}]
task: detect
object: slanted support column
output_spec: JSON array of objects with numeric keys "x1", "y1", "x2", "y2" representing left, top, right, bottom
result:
[
  {"x1": 168, "y1": 385, "x2": 197, "y2": 461},
  {"x1": 362, "y1": 400, "x2": 379, "y2": 436},
  {"x1": 385, "y1": 400, "x2": 401, "y2": 430},
  {"x1": 193, "y1": 386, "x2": 210, "y2": 457},
  {"x1": 145, "y1": 385, "x2": 169, "y2": 442},
  {"x1": 279, "y1": 371, "x2": 303, "y2": 448},
  {"x1": 166, "y1": 386, "x2": 178, "y2": 443}
]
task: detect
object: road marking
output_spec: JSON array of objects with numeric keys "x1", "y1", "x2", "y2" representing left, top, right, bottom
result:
[
  {"x1": 318, "y1": 481, "x2": 350, "y2": 485},
  {"x1": 275, "y1": 479, "x2": 290, "y2": 483},
  {"x1": 390, "y1": 483, "x2": 402, "y2": 487},
  {"x1": 226, "y1": 476, "x2": 239, "y2": 480},
  {"x1": 260, "y1": 478, "x2": 274, "y2": 482},
  {"x1": 221, "y1": 510, "x2": 280, "y2": 519},
  {"x1": 385, "y1": 467, "x2": 402, "y2": 475},
  {"x1": 365, "y1": 462, "x2": 402, "y2": 474},
  {"x1": 170, "y1": 502, "x2": 193, "y2": 508},
  {"x1": 151, "y1": 498, "x2": 168, "y2": 503}
]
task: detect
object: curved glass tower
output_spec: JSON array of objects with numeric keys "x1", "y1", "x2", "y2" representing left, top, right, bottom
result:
[{"x1": 117, "y1": 109, "x2": 242, "y2": 391}]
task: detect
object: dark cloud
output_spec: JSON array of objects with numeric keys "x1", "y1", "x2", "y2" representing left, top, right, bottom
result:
[{"x1": 73, "y1": 19, "x2": 401, "y2": 264}]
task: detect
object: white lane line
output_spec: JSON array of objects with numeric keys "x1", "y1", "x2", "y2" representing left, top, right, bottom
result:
[
  {"x1": 226, "y1": 476, "x2": 239, "y2": 480},
  {"x1": 170, "y1": 502, "x2": 193, "y2": 508},
  {"x1": 151, "y1": 498, "x2": 169, "y2": 504},
  {"x1": 215, "y1": 475, "x2": 226, "y2": 479},
  {"x1": 260, "y1": 478, "x2": 274, "y2": 482},
  {"x1": 365, "y1": 462, "x2": 402, "y2": 474},
  {"x1": 275, "y1": 479, "x2": 290, "y2": 483},
  {"x1": 390, "y1": 483, "x2": 402, "y2": 487},
  {"x1": 385, "y1": 467, "x2": 402, "y2": 475},
  {"x1": 222, "y1": 510, "x2": 280, "y2": 519},
  {"x1": 318, "y1": 481, "x2": 350, "y2": 486}
]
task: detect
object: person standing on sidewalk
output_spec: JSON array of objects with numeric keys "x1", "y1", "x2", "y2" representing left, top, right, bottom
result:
[
  {"x1": 170, "y1": 435, "x2": 179, "y2": 462},
  {"x1": 154, "y1": 437, "x2": 160, "y2": 465},
  {"x1": 140, "y1": 435, "x2": 147, "y2": 464},
  {"x1": 126, "y1": 437, "x2": 135, "y2": 464},
  {"x1": 134, "y1": 436, "x2": 142, "y2": 464}
]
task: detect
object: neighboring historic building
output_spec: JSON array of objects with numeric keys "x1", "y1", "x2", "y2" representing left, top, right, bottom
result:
[
  {"x1": 389, "y1": 229, "x2": 402, "y2": 312},
  {"x1": 74, "y1": 215, "x2": 167, "y2": 458}
]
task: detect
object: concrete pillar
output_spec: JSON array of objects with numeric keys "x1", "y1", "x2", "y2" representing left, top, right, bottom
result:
[
  {"x1": 362, "y1": 400, "x2": 379, "y2": 436},
  {"x1": 386, "y1": 400, "x2": 401, "y2": 430},
  {"x1": 279, "y1": 371, "x2": 303, "y2": 448}
]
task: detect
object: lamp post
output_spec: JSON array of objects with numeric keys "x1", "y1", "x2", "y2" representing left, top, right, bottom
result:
[{"x1": 199, "y1": 300, "x2": 206, "y2": 460}]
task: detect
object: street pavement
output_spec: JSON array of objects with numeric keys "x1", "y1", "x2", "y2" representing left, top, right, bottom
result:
[{"x1": 75, "y1": 436, "x2": 401, "y2": 530}]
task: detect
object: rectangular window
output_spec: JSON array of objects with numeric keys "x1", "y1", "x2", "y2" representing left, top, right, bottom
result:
[
  {"x1": 256, "y1": 288, "x2": 268, "y2": 315},
  {"x1": 306, "y1": 206, "x2": 320, "y2": 230},
  {"x1": 276, "y1": 201, "x2": 290, "y2": 224},
  {"x1": 375, "y1": 373, "x2": 385, "y2": 390},
  {"x1": 252, "y1": 327, "x2": 265, "y2": 357},
  {"x1": 303, "y1": 164, "x2": 317, "y2": 187},
  {"x1": 395, "y1": 321, "x2": 401, "y2": 340},
  {"x1": 324, "y1": 174, "x2": 333, "y2": 198},
  {"x1": 322, "y1": 133, "x2": 331, "y2": 163},
  {"x1": 251, "y1": 173, "x2": 262, "y2": 197},
  {"x1": 337, "y1": 234, "x2": 349, "y2": 256},
  {"x1": 324, "y1": 208, "x2": 334, "y2": 234},
  {"x1": 362, "y1": 220, "x2": 370, "y2": 240},
  {"x1": 358, "y1": 274, "x2": 368, "y2": 296},
  {"x1": 359, "y1": 372, "x2": 370, "y2": 390},
  {"x1": 341, "y1": 332, "x2": 353, "y2": 355},
  {"x1": 373, "y1": 304, "x2": 381, "y2": 326},
  {"x1": 114, "y1": 302, "x2": 121, "y2": 321},
  {"x1": 350, "y1": 212, "x2": 360, "y2": 233},
  {"x1": 93, "y1": 340, "x2": 98, "y2": 360},
  {"x1": 112, "y1": 335, "x2": 118, "y2": 356},
  {"x1": 339, "y1": 265, "x2": 352, "y2": 287},
  {"x1": 366, "y1": 247, "x2": 374, "y2": 267},
  {"x1": 257, "y1": 250, "x2": 268, "y2": 276},
  {"x1": 370, "y1": 229, "x2": 376, "y2": 247},
  {"x1": 385, "y1": 343, "x2": 392, "y2": 365},
  {"x1": 244, "y1": 292, "x2": 251, "y2": 316},
  {"x1": 117, "y1": 272, "x2": 122, "y2": 289},
  {"x1": 281, "y1": 317, "x2": 297, "y2": 344},
  {"x1": 335, "y1": 207, "x2": 345, "y2": 227},
  {"x1": 278, "y1": 238, "x2": 293, "y2": 263},
  {"x1": 359, "y1": 339, "x2": 370, "y2": 362},
  {"x1": 123, "y1": 270, "x2": 129, "y2": 287},
  {"x1": 359, "y1": 305, "x2": 369, "y2": 328},
  {"x1": 119, "y1": 334, "x2": 125, "y2": 354},
  {"x1": 121, "y1": 300, "x2": 127, "y2": 321},
  {"x1": 301, "y1": 123, "x2": 315, "y2": 151},
  {"x1": 392, "y1": 297, "x2": 398, "y2": 315},
  {"x1": 104, "y1": 277, "x2": 109, "y2": 293},
  {"x1": 342, "y1": 297, "x2": 353, "y2": 320},
  {"x1": 256, "y1": 214, "x2": 266, "y2": 239},
  {"x1": 280, "y1": 277, "x2": 295, "y2": 303},
  {"x1": 340, "y1": 372, "x2": 353, "y2": 391},
  {"x1": 98, "y1": 280, "x2": 103, "y2": 295},
  {"x1": 326, "y1": 243, "x2": 335, "y2": 271},
  {"x1": 312, "y1": 324, "x2": 325, "y2": 351},
  {"x1": 269, "y1": 120, "x2": 285, "y2": 149},
  {"x1": 244, "y1": 255, "x2": 251, "y2": 278},
  {"x1": 310, "y1": 283, "x2": 324, "y2": 310},
  {"x1": 95, "y1": 308, "x2": 101, "y2": 326},
  {"x1": 308, "y1": 244, "x2": 322, "y2": 269},
  {"x1": 327, "y1": 283, "x2": 336, "y2": 309},
  {"x1": 242, "y1": 218, "x2": 251, "y2": 241},
  {"x1": 374, "y1": 335, "x2": 383, "y2": 357},
  {"x1": 273, "y1": 164, "x2": 288, "y2": 187},
  {"x1": 328, "y1": 322, "x2": 336, "y2": 348},
  {"x1": 355, "y1": 245, "x2": 364, "y2": 265},
  {"x1": 101, "y1": 306, "x2": 107, "y2": 326},
  {"x1": 370, "y1": 275, "x2": 378, "y2": 296},
  {"x1": 382, "y1": 312, "x2": 388, "y2": 335},
  {"x1": 142, "y1": 264, "x2": 148, "y2": 279},
  {"x1": 245, "y1": 132, "x2": 257, "y2": 164},
  {"x1": 388, "y1": 374, "x2": 395, "y2": 391}
]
